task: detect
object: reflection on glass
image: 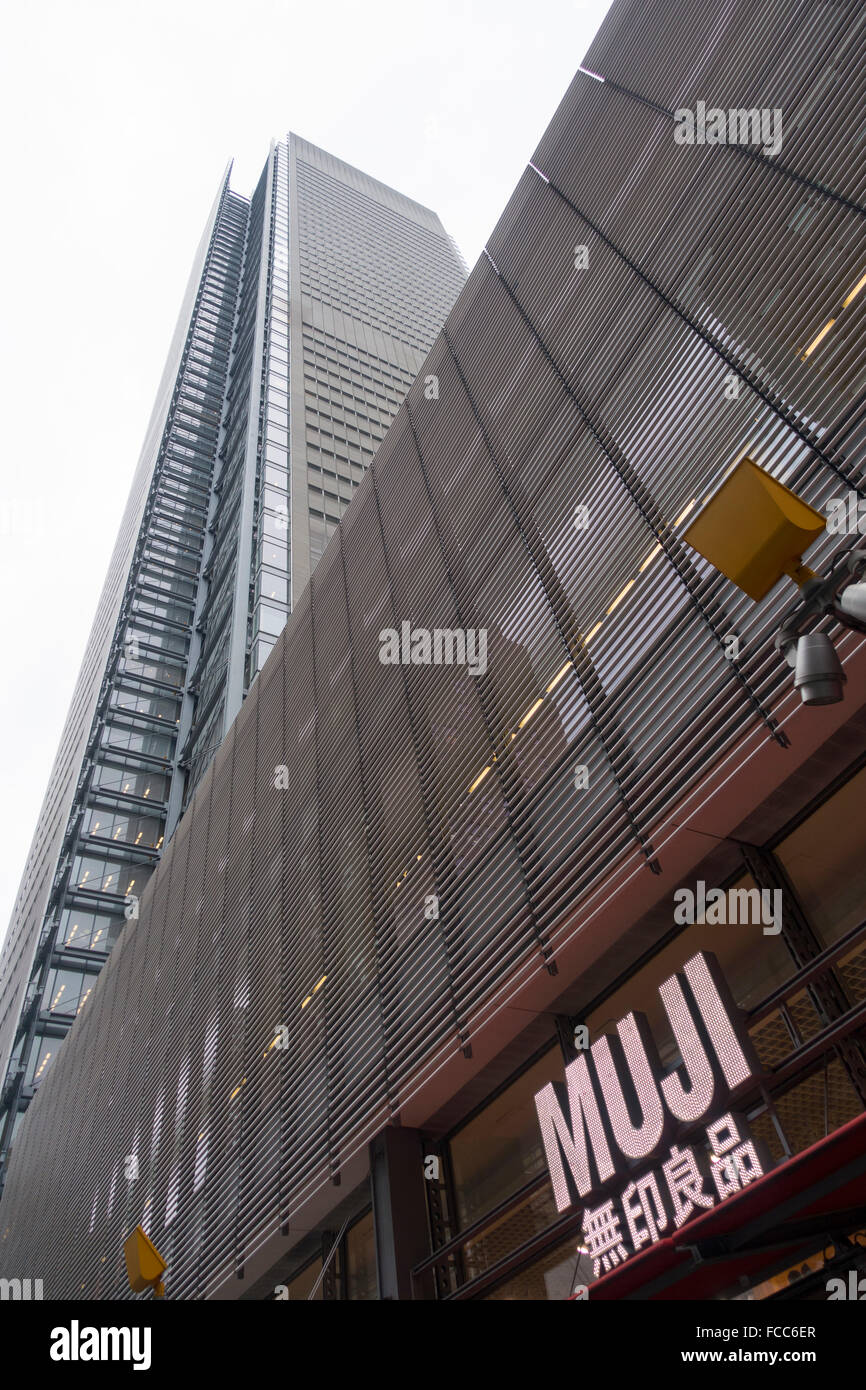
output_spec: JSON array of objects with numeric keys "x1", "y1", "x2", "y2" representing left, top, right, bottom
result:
[
  {"x1": 285, "y1": 1258, "x2": 323, "y2": 1301},
  {"x1": 345, "y1": 1211, "x2": 377, "y2": 1300},
  {"x1": 587, "y1": 875, "x2": 794, "y2": 1069},
  {"x1": 450, "y1": 1046, "x2": 562, "y2": 1231},
  {"x1": 483, "y1": 1231, "x2": 590, "y2": 1301},
  {"x1": 775, "y1": 766, "x2": 866, "y2": 948}
]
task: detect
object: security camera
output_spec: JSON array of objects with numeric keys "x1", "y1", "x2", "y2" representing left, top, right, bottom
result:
[
  {"x1": 837, "y1": 579, "x2": 866, "y2": 626},
  {"x1": 793, "y1": 633, "x2": 845, "y2": 706}
]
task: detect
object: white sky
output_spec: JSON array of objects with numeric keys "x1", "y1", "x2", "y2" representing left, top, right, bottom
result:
[{"x1": 0, "y1": 0, "x2": 612, "y2": 944}]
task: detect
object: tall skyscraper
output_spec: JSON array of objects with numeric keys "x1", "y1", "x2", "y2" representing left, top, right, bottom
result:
[{"x1": 0, "y1": 135, "x2": 466, "y2": 1184}]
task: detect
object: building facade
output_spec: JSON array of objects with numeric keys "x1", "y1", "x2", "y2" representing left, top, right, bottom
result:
[
  {"x1": 1, "y1": 0, "x2": 866, "y2": 1301},
  {"x1": 0, "y1": 138, "x2": 466, "y2": 1187}
]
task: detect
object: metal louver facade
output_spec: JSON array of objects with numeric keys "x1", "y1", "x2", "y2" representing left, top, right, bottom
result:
[{"x1": 2, "y1": 0, "x2": 866, "y2": 1299}]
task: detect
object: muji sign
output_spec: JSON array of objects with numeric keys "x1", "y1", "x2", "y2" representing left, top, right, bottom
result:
[{"x1": 534, "y1": 951, "x2": 771, "y2": 1279}]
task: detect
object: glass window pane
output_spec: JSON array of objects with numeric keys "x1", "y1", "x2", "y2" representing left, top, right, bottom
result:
[
  {"x1": 774, "y1": 766, "x2": 866, "y2": 947},
  {"x1": 585, "y1": 874, "x2": 794, "y2": 1067},
  {"x1": 345, "y1": 1211, "x2": 377, "y2": 1300},
  {"x1": 482, "y1": 1230, "x2": 587, "y2": 1301},
  {"x1": 257, "y1": 604, "x2": 286, "y2": 637},
  {"x1": 450, "y1": 1045, "x2": 562, "y2": 1230},
  {"x1": 258, "y1": 570, "x2": 288, "y2": 604},
  {"x1": 261, "y1": 540, "x2": 288, "y2": 570},
  {"x1": 263, "y1": 486, "x2": 287, "y2": 514},
  {"x1": 26, "y1": 1036, "x2": 55, "y2": 1085},
  {"x1": 286, "y1": 1259, "x2": 322, "y2": 1301}
]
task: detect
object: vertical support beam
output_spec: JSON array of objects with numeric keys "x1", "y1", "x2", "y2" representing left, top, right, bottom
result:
[
  {"x1": 423, "y1": 1137, "x2": 461, "y2": 1298},
  {"x1": 287, "y1": 133, "x2": 310, "y2": 605},
  {"x1": 370, "y1": 1126, "x2": 433, "y2": 1300},
  {"x1": 224, "y1": 143, "x2": 275, "y2": 728}
]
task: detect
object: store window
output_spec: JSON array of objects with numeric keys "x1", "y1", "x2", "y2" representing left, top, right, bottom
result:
[
  {"x1": 442, "y1": 796, "x2": 866, "y2": 1300},
  {"x1": 285, "y1": 1258, "x2": 323, "y2": 1301},
  {"x1": 462, "y1": 1184, "x2": 561, "y2": 1289},
  {"x1": 774, "y1": 765, "x2": 866, "y2": 949},
  {"x1": 586, "y1": 874, "x2": 795, "y2": 1071},
  {"x1": 449, "y1": 1045, "x2": 563, "y2": 1232},
  {"x1": 345, "y1": 1211, "x2": 377, "y2": 1300},
  {"x1": 582, "y1": 868, "x2": 865, "y2": 1167},
  {"x1": 726, "y1": 1224, "x2": 866, "y2": 1302},
  {"x1": 484, "y1": 1232, "x2": 590, "y2": 1301}
]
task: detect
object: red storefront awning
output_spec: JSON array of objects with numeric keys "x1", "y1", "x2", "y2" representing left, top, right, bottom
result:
[{"x1": 583, "y1": 1110, "x2": 866, "y2": 1299}]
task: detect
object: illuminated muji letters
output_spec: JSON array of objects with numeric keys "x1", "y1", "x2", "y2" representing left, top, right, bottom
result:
[{"x1": 534, "y1": 951, "x2": 771, "y2": 1277}]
